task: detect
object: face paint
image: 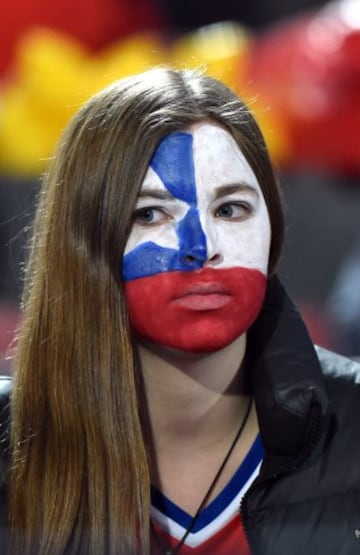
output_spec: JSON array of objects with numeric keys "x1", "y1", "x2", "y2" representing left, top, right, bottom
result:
[
  {"x1": 123, "y1": 123, "x2": 271, "y2": 353},
  {"x1": 123, "y1": 133, "x2": 207, "y2": 280}
]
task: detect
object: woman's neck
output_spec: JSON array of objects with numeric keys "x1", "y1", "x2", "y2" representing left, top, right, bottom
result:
[{"x1": 138, "y1": 334, "x2": 250, "y2": 455}]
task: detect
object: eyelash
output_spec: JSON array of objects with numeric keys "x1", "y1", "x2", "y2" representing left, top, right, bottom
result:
[
  {"x1": 133, "y1": 207, "x2": 169, "y2": 226},
  {"x1": 214, "y1": 202, "x2": 252, "y2": 220}
]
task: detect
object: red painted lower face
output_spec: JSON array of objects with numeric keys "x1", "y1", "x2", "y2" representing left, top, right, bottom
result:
[{"x1": 124, "y1": 267, "x2": 267, "y2": 353}]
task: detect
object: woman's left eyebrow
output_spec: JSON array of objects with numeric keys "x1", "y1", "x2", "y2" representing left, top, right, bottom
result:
[{"x1": 213, "y1": 183, "x2": 259, "y2": 200}]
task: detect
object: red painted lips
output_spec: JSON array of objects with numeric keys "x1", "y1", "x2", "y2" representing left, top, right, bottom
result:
[{"x1": 174, "y1": 282, "x2": 231, "y2": 310}]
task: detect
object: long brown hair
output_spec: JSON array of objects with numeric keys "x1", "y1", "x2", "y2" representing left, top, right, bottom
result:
[{"x1": 9, "y1": 67, "x2": 284, "y2": 555}]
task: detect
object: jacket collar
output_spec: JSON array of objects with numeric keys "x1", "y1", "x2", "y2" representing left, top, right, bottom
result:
[{"x1": 246, "y1": 275, "x2": 329, "y2": 458}]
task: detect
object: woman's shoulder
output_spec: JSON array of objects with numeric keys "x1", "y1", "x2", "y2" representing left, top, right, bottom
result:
[
  {"x1": 0, "y1": 376, "x2": 11, "y2": 468},
  {"x1": 0, "y1": 376, "x2": 12, "y2": 409},
  {"x1": 0, "y1": 375, "x2": 13, "y2": 524},
  {"x1": 0, "y1": 375, "x2": 11, "y2": 437},
  {"x1": 316, "y1": 346, "x2": 360, "y2": 420},
  {"x1": 0, "y1": 376, "x2": 11, "y2": 536},
  {"x1": 316, "y1": 346, "x2": 360, "y2": 387}
]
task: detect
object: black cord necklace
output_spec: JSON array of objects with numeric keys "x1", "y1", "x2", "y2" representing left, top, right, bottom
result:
[{"x1": 151, "y1": 397, "x2": 253, "y2": 555}]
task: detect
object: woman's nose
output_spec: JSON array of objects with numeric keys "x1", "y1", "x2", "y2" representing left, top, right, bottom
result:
[
  {"x1": 203, "y1": 227, "x2": 222, "y2": 266},
  {"x1": 178, "y1": 207, "x2": 207, "y2": 267},
  {"x1": 178, "y1": 208, "x2": 222, "y2": 268}
]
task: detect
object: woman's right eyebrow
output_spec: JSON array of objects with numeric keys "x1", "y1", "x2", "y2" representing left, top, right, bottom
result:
[{"x1": 137, "y1": 187, "x2": 175, "y2": 201}]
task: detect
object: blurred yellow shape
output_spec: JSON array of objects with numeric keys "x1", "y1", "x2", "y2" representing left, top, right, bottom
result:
[
  {"x1": 93, "y1": 34, "x2": 166, "y2": 92},
  {"x1": 171, "y1": 22, "x2": 251, "y2": 89},
  {"x1": 0, "y1": 28, "x2": 166, "y2": 175},
  {"x1": 0, "y1": 24, "x2": 288, "y2": 176}
]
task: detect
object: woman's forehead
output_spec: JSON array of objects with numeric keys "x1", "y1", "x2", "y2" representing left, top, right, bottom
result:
[{"x1": 140, "y1": 122, "x2": 261, "y2": 201}]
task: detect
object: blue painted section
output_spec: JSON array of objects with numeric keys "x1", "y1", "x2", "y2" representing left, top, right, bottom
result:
[
  {"x1": 122, "y1": 240, "x2": 205, "y2": 281},
  {"x1": 123, "y1": 132, "x2": 208, "y2": 281},
  {"x1": 150, "y1": 133, "x2": 197, "y2": 204}
]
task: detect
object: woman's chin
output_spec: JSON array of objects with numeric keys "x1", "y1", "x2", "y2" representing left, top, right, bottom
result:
[{"x1": 136, "y1": 329, "x2": 244, "y2": 359}]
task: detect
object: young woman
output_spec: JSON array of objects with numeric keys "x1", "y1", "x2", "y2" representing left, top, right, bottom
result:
[{"x1": 0, "y1": 67, "x2": 359, "y2": 555}]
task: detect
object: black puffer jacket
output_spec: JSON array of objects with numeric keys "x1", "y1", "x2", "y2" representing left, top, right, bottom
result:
[
  {"x1": 244, "y1": 277, "x2": 360, "y2": 555},
  {"x1": 0, "y1": 276, "x2": 359, "y2": 555}
]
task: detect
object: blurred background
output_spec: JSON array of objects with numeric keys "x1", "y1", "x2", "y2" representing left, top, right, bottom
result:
[{"x1": 1, "y1": 0, "x2": 360, "y2": 372}]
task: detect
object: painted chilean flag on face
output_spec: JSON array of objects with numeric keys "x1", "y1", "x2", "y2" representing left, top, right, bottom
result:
[{"x1": 123, "y1": 123, "x2": 271, "y2": 353}]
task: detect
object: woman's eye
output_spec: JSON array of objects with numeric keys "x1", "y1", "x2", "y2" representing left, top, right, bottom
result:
[
  {"x1": 215, "y1": 203, "x2": 250, "y2": 220},
  {"x1": 134, "y1": 207, "x2": 168, "y2": 225}
]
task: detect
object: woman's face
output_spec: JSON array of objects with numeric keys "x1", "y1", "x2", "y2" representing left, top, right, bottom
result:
[{"x1": 123, "y1": 122, "x2": 271, "y2": 353}]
